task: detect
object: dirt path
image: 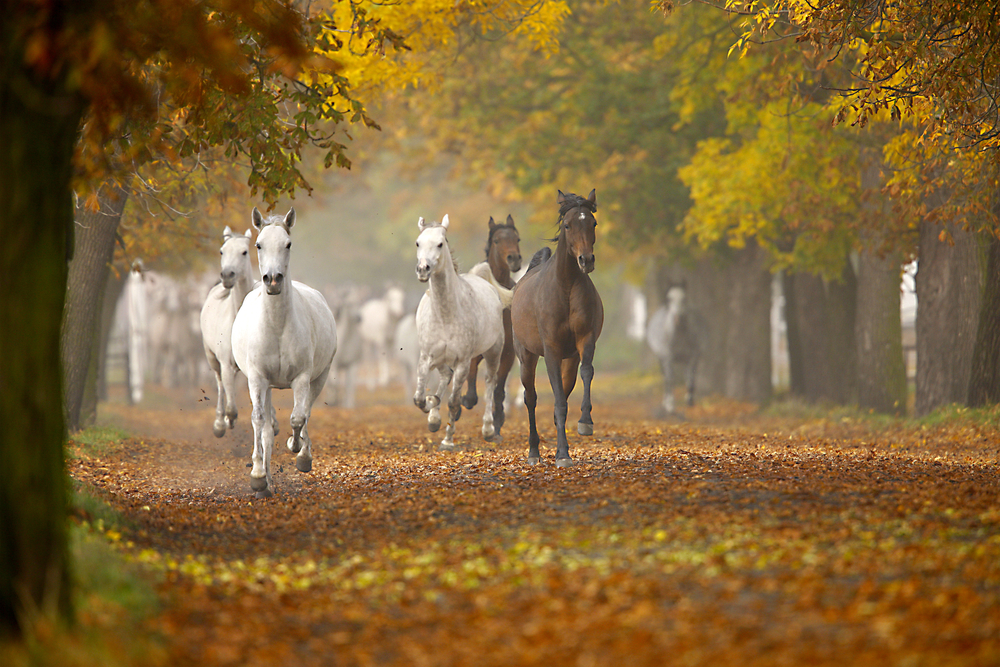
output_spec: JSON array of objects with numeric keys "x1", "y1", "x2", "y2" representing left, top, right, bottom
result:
[{"x1": 70, "y1": 382, "x2": 1000, "y2": 666}]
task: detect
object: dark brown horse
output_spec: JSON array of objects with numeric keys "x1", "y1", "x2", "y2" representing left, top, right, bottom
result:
[
  {"x1": 462, "y1": 215, "x2": 522, "y2": 437},
  {"x1": 511, "y1": 190, "x2": 603, "y2": 466}
]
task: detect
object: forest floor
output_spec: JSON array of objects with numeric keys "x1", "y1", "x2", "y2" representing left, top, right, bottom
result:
[{"x1": 65, "y1": 374, "x2": 1000, "y2": 666}]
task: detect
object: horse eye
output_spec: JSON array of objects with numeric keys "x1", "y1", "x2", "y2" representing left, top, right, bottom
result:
[
  {"x1": 286, "y1": 242, "x2": 291, "y2": 249},
  {"x1": 255, "y1": 243, "x2": 261, "y2": 250},
  {"x1": 437, "y1": 242, "x2": 443, "y2": 248},
  {"x1": 219, "y1": 249, "x2": 223, "y2": 255},
  {"x1": 242, "y1": 250, "x2": 248, "y2": 255}
]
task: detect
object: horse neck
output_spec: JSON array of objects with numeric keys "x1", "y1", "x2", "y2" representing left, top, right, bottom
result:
[
  {"x1": 260, "y1": 279, "x2": 294, "y2": 328},
  {"x1": 428, "y1": 254, "x2": 461, "y2": 317},
  {"x1": 232, "y1": 271, "x2": 254, "y2": 307},
  {"x1": 554, "y1": 230, "x2": 585, "y2": 288},
  {"x1": 488, "y1": 249, "x2": 513, "y2": 288}
]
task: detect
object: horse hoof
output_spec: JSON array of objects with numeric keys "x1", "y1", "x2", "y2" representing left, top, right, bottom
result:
[
  {"x1": 287, "y1": 436, "x2": 301, "y2": 454},
  {"x1": 555, "y1": 458, "x2": 576, "y2": 468},
  {"x1": 526, "y1": 456, "x2": 541, "y2": 465},
  {"x1": 255, "y1": 488, "x2": 274, "y2": 499},
  {"x1": 439, "y1": 443, "x2": 456, "y2": 452},
  {"x1": 250, "y1": 475, "x2": 268, "y2": 492},
  {"x1": 462, "y1": 396, "x2": 477, "y2": 410},
  {"x1": 213, "y1": 422, "x2": 227, "y2": 438},
  {"x1": 428, "y1": 416, "x2": 441, "y2": 432},
  {"x1": 296, "y1": 458, "x2": 312, "y2": 473},
  {"x1": 577, "y1": 422, "x2": 594, "y2": 436}
]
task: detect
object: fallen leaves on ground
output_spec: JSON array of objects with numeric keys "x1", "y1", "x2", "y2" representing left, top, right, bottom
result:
[{"x1": 68, "y1": 384, "x2": 1000, "y2": 666}]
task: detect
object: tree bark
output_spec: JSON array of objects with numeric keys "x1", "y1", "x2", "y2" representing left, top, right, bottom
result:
[
  {"x1": 62, "y1": 184, "x2": 129, "y2": 431},
  {"x1": 914, "y1": 220, "x2": 982, "y2": 415},
  {"x1": 722, "y1": 242, "x2": 772, "y2": 403},
  {"x1": 855, "y1": 249, "x2": 907, "y2": 414},
  {"x1": 968, "y1": 202, "x2": 1000, "y2": 407},
  {"x1": 783, "y1": 267, "x2": 857, "y2": 404},
  {"x1": 0, "y1": 60, "x2": 84, "y2": 634}
]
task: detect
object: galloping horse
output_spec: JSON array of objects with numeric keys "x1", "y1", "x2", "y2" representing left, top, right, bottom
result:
[
  {"x1": 461, "y1": 215, "x2": 522, "y2": 438},
  {"x1": 200, "y1": 226, "x2": 254, "y2": 437},
  {"x1": 646, "y1": 282, "x2": 701, "y2": 416},
  {"x1": 232, "y1": 207, "x2": 337, "y2": 497},
  {"x1": 511, "y1": 190, "x2": 603, "y2": 466},
  {"x1": 412, "y1": 214, "x2": 509, "y2": 451}
]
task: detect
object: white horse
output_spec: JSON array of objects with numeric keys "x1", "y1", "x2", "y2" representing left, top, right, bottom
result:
[
  {"x1": 232, "y1": 207, "x2": 338, "y2": 497},
  {"x1": 358, "y1": 285, "x2": 406, "y2": 388},
  {"x1": 413, "y1": 215, "x2": 510, "y2": 451},
  {"x1": 200, "y1": 226, "x2": 255, "y2": 437},
  {"x1": 646, "y1": 283, "x2": 701, "y2": 416}
]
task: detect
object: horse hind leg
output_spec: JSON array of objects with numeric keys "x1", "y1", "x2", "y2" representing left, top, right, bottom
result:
[
  {"x1": 518, "y1": 350, "x2": 542, "y2": 464},
  {"x1": 461, "y1": 355, "x2": 481, "y2": 410},
  {"x1": 221, "y1": 363, "x2": 239, "y2": 432},
  {"x1": 211, "y1": 361, "x2": 228, "y2": 438}
]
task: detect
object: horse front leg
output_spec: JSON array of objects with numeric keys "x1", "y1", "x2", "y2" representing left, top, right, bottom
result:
[
  {"x1": 413, "y1": 351, "x2": 432, "y2": 413},
  {"x1": 518, "y1": 350, "x2": 541, "y2": 464},
  {"x1": 248, "y1": 378, "x2": 275, "y2": 498},
  {"x1": 221, "y1": 361, "x2": 240, "y2": 431},
  {"x1": 659, "y1": 354, "x2": 675, "y2": 415},
  {"x1": 493, "y1": 318, "x2": 515, "y2": 436},
  {"x1": 480, "y1": 345, "x2": 502, "y2": 442},
  {"x1": 578, "y1": 340, "x2": 597, "y2": 437},
  {"x1": 437, "y1": 366, "x2": 458, "y2": 450},
  {"x1": 543, "y1": 349, "x2": 572, "y2": 466},
  {"x1": 210, "y1": 360, "x2": 228, "y2": 438}
]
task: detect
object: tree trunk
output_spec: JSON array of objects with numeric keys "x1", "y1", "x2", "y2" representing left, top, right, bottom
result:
[
  {"x1": 62, "y1": 184, "x2": 129, "y2": 431},
  {"x1": 914, "y1": 220, "x2": 983, "y2": 415},
  {"x1": 0, "y1": 64, "x2": 84, "y2": 635},
  {"x1": 968, "y1": 204, "x2": 1000, "y2": 406},
  {"x1": 686, "y1": 255, "x2": 732, "y2": 397},
  {"x1": 722, "y1": 242, "x2": 772, "y2": 403},
  {"x1": 855, "y1": 249, "x2": 907, "y2": 414},
  {"x1": 783, "y1": 266, "x2": 857, "y2": 404}
]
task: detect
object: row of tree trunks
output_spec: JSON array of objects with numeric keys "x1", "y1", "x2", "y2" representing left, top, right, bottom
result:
[{"x1": 62, "y1": 184, "x2": 130, "y2": 431}]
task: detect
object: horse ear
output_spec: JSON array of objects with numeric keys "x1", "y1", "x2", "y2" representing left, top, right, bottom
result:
[
  {"x1": 223, "y1": 225, "x2": 234, "y2": 240},
  {"x1": 587, "y1": 189, "x2": 597, "y2": 207},
  {"x1": 488, "y1": 216, "x2": 496, "y2": 230},
  {"x1": 251, "y1": 207, "x2": 265, "y2": 231},
  {"x1": 441, "y1": 214, "x2": 450, "y2": 230},
  {"x1": 244, "y1": 228, "x2": 253, "y2": 238},
  {"x1": 506, "y1": 214, "x2": 516, "y2": 227},
  {"x1": 283, "y1": 208, "x2": 296, "y2": 230},
  {"x1": 418, "y1": 216, "x2": 426, "y2": 231},
  {"x1": 557, "y1": 190, "x2": 566, "y2": 203}
]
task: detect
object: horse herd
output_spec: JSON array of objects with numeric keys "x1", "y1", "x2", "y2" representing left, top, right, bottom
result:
[{"x1": 199, "y1": 190, "x2": 609, "y2": 497}]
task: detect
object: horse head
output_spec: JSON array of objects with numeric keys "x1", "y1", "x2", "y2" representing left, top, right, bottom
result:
[
  {"x1": 251, "y1": 207, "x2": 296, "y2": 295},
  {"x1": 219, "y1": 226, "x2": 253, "y2": 289},
  {"x1": 487, "y1": 214, "x2": 522, "y2": 274},
  {"x1": 557, "y1": 189, "x2": 597, "y2": 274},
  {"x1": 415, "y1": 214, "x2": 451, "y2": 283}
]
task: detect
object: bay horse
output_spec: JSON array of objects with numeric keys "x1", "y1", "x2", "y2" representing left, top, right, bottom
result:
[
  {"x1": 199, "y1": 226, "x2": 254, "y2": 437},
  {"x1": 412, "y1": 214, "x2": 510, "y2": 451},
  {"x1": 461, "y1": 215, "x2": 522, "y2": 438},
  {"x1": 232, "y1": 207, "x2": 338, "y2": 497},
  {"x1": 511, "y1": 190, "x2": 603, "y2": 466}
]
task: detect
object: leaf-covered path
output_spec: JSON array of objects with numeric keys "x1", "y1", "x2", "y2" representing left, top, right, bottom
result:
[{"x1": 71, "y1": 383, "x2": 1000, "y2": 666}]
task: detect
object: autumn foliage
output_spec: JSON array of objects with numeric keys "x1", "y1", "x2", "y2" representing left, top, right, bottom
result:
[{"x1": 57, "y1": 381, "x2": 1000, "y2": 666}]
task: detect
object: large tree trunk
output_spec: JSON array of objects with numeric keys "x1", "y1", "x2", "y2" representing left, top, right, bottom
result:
[
  {"x1": 968, "y1": 196, "x2": 1000, "y2": 406},
  {"x1": 723, "y1": 242, "x2": 772, "y2": 403},
  {"x1": 854, "y1": 158, "x2": 907, "y2": 414},
  {"x1": 687, "y1": 255, "x2": 733, "y2": 397},
  {"x1": 782, "y1": 266, "x2": 857, "y2": 405},
  {"x1": 0, "y1": 64, "x2": 84, "y2": 634},
  {"x1": 62, "y1": 184, "x2": 129, "y2": 431},
  {"x1": 914, "y1": 219, "x2": 983, "y2": 415}
]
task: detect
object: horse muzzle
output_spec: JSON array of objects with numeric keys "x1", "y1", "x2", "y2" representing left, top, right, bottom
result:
[
  {"x1": 221, "y1": 270, "x2": 236, "y2": 289},
  {"x1": 578, "y1": 254, "x2": 595, "y2": 274},
  {"x1": 508, "y1": 254, "x2": 522, "y2": 273},
  {"x1": 415, "y1": 263, "x2": 431, "y2": 283},
  {"x1": 263, "y1": 273, "x2": 284, "y2": 295}
]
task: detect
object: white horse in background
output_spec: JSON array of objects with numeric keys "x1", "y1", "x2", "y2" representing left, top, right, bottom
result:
[
  {"x1": 200, "y1": 226, "x2": 255, "y2": 437},
  {"x1": 232, "y1": 207, "x2": 337, "y2": 497},
  {"x1": 323, "y1": 285, "x2": 364, "y2": 408},
  {"x1": 358, "y1": 285, "x2": 406, "y2": 388},
  {"x1": 646, "y1": 282, "x2": 701, "y2": 416},
  {"x1": 413, "y1": 215, "x2": 510, "y2": 451}
]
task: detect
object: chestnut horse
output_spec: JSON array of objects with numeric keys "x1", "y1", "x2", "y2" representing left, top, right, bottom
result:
[
  {"x1": 511, "y1": 190, "x2": 603, "y2": 466},
  {"x1": 461, "y1": 215, "x2": 522, "y2": 438}
]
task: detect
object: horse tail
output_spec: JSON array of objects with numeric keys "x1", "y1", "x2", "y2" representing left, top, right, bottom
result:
[
  {"x1": 526, "y1": 246, "x2": 551, "y2": 273},
  {"x1": 469, "y1": 262, "x2": 514, "y2": 309}
]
